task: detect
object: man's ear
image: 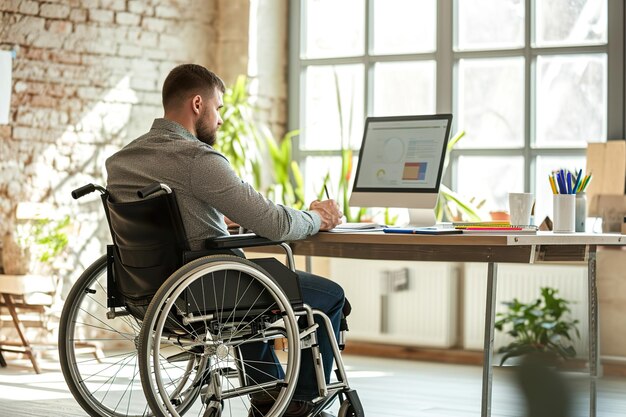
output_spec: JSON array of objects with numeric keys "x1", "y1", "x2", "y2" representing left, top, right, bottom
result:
[{"x1": 192, "y1": 95, "x2": 202, "y2": 115}]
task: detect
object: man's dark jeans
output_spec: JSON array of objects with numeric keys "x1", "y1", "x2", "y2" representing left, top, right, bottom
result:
[{"x1": 239, "y1": 271, "x2": 345, "y2": 401}]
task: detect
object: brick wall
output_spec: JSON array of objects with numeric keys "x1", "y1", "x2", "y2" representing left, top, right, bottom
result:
[{"x1": 0, "y1": 0, "x2": 263, "y2": 275}]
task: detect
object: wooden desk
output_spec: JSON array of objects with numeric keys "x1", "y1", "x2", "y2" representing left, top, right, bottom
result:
[{"x1": 288, "y1": 231, "x2": 626, "y2": 417}]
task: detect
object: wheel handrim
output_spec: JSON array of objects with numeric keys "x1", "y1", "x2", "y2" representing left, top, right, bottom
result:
[{"x1": 143, "y1": 258, "x2": 301, "y2": 417}]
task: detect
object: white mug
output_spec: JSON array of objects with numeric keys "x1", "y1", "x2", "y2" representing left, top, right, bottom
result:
[{"x1": 508, "y1": 193, "x2": 534, "y2": 226}]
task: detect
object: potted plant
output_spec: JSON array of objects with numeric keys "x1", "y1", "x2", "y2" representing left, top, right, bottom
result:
[
  {"x1": 435, "y1": 130, "x2": 484, "y2": 222},
  {"x1": 494, "y1": 287, "x2": 580, "y2": 366},
  {"x1": 2, "y1": 214, "x2": 70, "y2": 275},
  {"x1": 215, "y1": 75, "x2": 264, "y2": 190},
  {"x1": 263, "y1": 128, "x2": 305, "y2": 209}
]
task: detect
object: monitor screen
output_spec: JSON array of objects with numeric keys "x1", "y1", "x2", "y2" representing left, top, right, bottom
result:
[{"x1": 349, "y1": 114, "x2": 452, "y2": 214}]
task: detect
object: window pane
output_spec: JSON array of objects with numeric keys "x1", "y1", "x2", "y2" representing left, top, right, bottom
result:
[
  {"x1": 303, "y1": 156, "x2": 342, "y2": 204},
  {"x1": 371, "y1": 0, "x2": 436, "y2": 54},
  {"x1": 456, "y1": 156, "x2": 524, "y2": 214},
  {"x1": 535, "y1": 54, "x2": 607, "y2": 147},
  {"x1": 456, "y1": 0, "x2": 524, "y2": 51},
  {"x1": 302, "y1": 0, "x2": 365, "y2": 59},
  {"x1": 302, "y1": 65, "x2": 365, "y2": 150},
  {"x1": 457, "y1": 58, "x2": 524, "y2": 148},
  {"x1": 372, "y1": 61, "x2": 436, "y2": 116},
  {"x1": 535, "y1": 0, "x2": 607, "y2": 47},
  {"x1": 535, "y1": 155, "x2": 586, "y2": 226}
]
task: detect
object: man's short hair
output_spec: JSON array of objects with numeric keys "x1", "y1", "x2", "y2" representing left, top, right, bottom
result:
[{"x1": 162, "y1": 64, "x2": 226, "y2": 110}]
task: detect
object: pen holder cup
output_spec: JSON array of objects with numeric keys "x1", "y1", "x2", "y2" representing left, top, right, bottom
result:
[{"x1": 553, "y1": 194, "x2": 576, "y2": 233}]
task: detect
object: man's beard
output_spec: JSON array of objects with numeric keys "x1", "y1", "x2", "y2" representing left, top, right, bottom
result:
[{"x1": 195, "y1": 112, "x2": 217, "y2": 146}]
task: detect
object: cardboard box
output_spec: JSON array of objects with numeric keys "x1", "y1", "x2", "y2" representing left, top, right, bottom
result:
[
  {"x1": 598, "y1": 248, "x2": 626, "y2": 357},
  {"x1": 586, "y1": 141, "x2": 626, "y2": 216},
  {"x1": 594, "y1": 195, "x2": 626, "y2": 233}
]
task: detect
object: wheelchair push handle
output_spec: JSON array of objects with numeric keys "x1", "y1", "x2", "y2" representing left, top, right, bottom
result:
[
  {"x1": 137, "y1": 182, "x2": 172, "y2": 199},
  {"x1": 71, "y1": 183, "x2": 106, "y2": 199}
]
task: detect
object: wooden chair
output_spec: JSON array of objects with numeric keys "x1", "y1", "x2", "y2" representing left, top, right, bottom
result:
[{"x1": 0, "y1": 273, "x2": 59, "y2": 373}]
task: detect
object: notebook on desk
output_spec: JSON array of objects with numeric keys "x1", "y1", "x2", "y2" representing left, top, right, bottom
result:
[
  {"x1": 460, "y1": 226, "x2": 538, "y2": 235},
  {"x1": 452, "y1": 221, "x2": 537, "y2": 234},
  {"x1": 383, "y1": 226, "x2": 462, "y2": 235},
  {"x1": 327, "y1": 222, "x2": 386, "y2": 232}
]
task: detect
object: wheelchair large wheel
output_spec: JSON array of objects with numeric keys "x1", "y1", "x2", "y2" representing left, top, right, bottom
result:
[
  {"x1": 138, "y1": 255, "x2": 301, "y2": 417},
  {"x1": 59, "y1": 256, "x2": 199, "y2": 417}
]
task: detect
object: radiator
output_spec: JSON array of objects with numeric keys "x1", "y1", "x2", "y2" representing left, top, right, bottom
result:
[
  {"x1": 463, "y1": 263, "x2": 589, "y2": 358},
  {"x1": 328, "y1": 258, "x2": 458, "y2": 347},
  {"x1": 329, "y1": 259, "x2": 588, "y2": 355}
]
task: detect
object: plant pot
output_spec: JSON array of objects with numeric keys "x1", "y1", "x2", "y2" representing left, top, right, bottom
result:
[
  {"x1": 496, "y1": 354, "x2": 524, "y2": 368},
  {"x1": 2, "y1": 232, "x2": 31, "y2": 275},
  {"x1": 490, "y1": 211, "x2": 510, "y2": 221}
]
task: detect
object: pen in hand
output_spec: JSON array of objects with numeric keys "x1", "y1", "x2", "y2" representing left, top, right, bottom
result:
[{"x1": 323, "y1": 184, "x2": 344, "y2": 224}]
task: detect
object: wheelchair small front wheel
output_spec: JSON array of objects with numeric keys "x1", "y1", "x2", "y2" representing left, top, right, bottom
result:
[
  {"x1": 138, "y1": 255, "x2": 301, "y2": 417},
  {"x1": 338, "y1": 401, "x2": 356, "y2": 417},
  {"x1": 203, "y1": 401, "x2": 221, "y2": 417},
  {"x1": 338, "y1": 395, "x2": 365, "y2": 417}
]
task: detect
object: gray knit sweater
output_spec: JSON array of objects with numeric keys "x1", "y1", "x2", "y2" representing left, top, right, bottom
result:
[{"x1": 105, "y1": 118, "x2": 321, "y2": 250}]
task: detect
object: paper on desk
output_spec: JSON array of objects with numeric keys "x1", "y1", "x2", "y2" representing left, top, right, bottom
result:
[
  {"x1": 326, "y1": 222, "x2": 386, "y2": 233},
  {"x1": 326, "y1": 227, "x2": 385, "y2": 233},
  {"x1": 333, "y1": 222, "x2": 382, "y2": 230},
  {"x1": 0, "y1": 50, "x2": 12, "y2": 124}
]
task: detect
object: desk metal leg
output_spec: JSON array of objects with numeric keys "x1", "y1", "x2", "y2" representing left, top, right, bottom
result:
[
  {"x1": 481, "y1": 262, "x2": 498, "y2": 417},
  {"x1": 588, "y1": 248, "x2": 598, "y2": 417}
]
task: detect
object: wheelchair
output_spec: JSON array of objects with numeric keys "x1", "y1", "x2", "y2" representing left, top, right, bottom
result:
[{"x1": 59, "y1": 182, "x2": 364, "y2": 417}]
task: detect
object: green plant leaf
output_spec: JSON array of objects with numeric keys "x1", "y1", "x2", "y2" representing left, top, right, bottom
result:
[
  {"x1": 438, "y1": 184, "x2": 483, "y2": 221},
  {"x1": 495, "y1": 286, "x2": 580, "y2": 363},
  {"x1": 447, "y1": 130, "x2": 466, "y2": 152},
  {"x1": 541, "y1": 321, "x2": 557, "y2": 330},
  {"x1": 498, "y1": 343, "x2": 536, "y2": 366}
]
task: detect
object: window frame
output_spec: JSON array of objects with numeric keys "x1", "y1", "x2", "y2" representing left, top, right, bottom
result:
[{"x1": 288, "y1": 0, "x2": 624, "y2": 201}]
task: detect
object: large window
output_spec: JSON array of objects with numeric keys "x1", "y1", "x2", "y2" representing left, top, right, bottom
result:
[{"x1": 289, "y1": 0, "x2": 624, "y2": 223}]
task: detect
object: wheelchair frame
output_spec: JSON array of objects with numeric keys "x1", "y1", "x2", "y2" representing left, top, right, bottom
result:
[{"x1": 59, "y1": 183, "x2": 364, "y2": 417}]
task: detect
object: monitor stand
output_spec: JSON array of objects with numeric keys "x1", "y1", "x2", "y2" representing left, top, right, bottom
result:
[{"x1": 406, "y1": 208, "x2": 437, "y2": 228}]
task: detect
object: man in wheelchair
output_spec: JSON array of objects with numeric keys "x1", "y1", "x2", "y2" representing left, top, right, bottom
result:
[{"x1": 102, "y1": 64, "x2": 358, "y2": 417}]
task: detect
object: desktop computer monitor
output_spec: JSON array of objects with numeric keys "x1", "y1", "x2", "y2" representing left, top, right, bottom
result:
[{"x1": 349, "y1": 114, "x2": 453, "y2": 227}]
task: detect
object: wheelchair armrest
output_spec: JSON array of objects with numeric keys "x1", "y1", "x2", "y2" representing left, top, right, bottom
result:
[{"x1": 205, "y1": 233, "x2": 286, "y2": 250}]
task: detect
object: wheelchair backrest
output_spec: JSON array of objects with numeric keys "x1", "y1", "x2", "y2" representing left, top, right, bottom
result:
[{"x1": 105, "y1": 191, "x2": 189, "y2": 303}]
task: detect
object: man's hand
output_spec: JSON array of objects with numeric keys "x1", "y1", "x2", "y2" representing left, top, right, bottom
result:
[{"x1": 309, "y1": 199, "x2": 343, "y2": 231}]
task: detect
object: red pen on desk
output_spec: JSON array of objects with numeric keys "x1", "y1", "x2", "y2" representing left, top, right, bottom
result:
[{"x1": 464, "y1": 227, "x2": 523, "y2": 231}]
